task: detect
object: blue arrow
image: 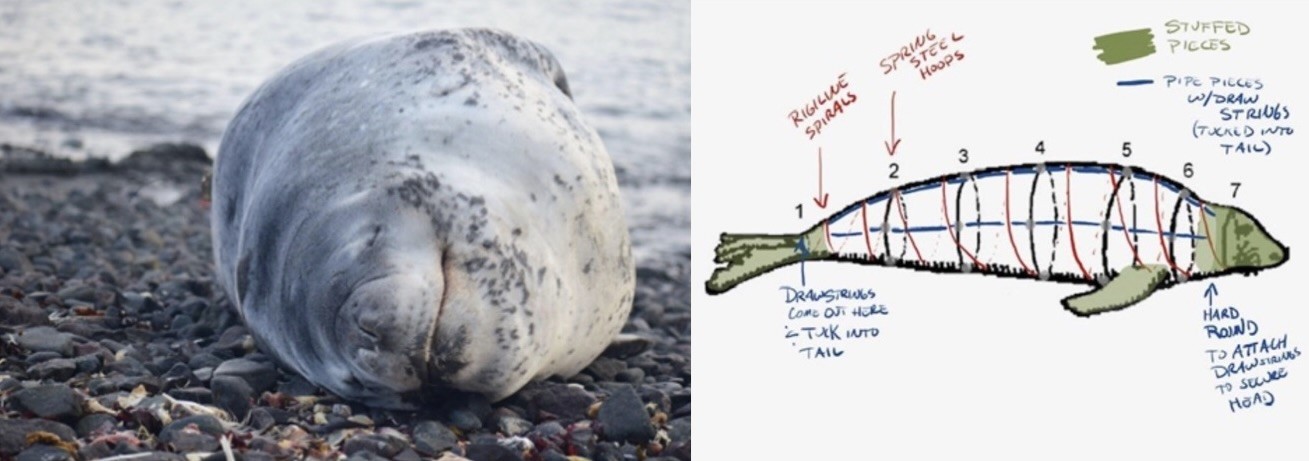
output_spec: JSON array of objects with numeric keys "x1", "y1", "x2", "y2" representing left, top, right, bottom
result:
[
  {"x1": 1203, "y1": 282, "x2": 1219, "y2": 307},
  {"x1": 794, "y1": 237, "x2": 809, "y2": 286}
]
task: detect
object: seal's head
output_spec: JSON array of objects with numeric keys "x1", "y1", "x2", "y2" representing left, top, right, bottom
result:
[{"x1": 1211, "y1": 204, "x2": 1288, "y2": 272}]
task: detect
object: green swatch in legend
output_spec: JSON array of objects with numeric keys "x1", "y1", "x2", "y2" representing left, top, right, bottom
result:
[{"x1": 1092, "y1": 28, "x2": 1156, "y2": 65}]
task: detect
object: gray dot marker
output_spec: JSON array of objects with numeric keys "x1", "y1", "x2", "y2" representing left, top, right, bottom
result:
[{"x1": 1038, "y1": 268, "x2": 1050, "y2": 281}]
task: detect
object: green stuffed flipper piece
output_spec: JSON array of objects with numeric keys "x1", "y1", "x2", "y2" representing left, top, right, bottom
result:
[{"x1": 1061, "y1": 265, "x2": 1171, "y2": 316}]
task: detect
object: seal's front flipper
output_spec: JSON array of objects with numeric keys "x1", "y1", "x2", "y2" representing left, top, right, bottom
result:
[{"x1": 1061, "y1": 265, "x2": 1170, "y2": 316}]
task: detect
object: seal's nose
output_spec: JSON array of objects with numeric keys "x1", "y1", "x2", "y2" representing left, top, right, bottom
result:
[{"x1": 336, "y1": 274, "x2": 437, "y2": 398}]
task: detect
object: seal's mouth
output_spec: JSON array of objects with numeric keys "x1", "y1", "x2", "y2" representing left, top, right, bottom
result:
[
  {"x1": 421, "y1": 247, "x2": 450, "y2": 385},
  {"x1": 422, "y1": 245, "x2": 477, "y2": 393}
]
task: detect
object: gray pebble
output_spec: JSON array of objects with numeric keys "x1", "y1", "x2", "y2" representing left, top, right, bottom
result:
[
  {"x1": 527, "y1": 383, "x2": 596, "y2": 423},
  {"x1": 75, "y1": 413, "x2": 118, "y2": 438},
  {"x1": 597, "y1": 384, "x2": 655, "y2": 444},
  {"x1": 213, "y1": 358, "x2": 278, "y2": 393},
  {"x1": 0, "y1": 248, "x2": 32, "y2": 273},
  {"x1": 0, "y1": 419, "x2": 76, "y2": 456},
  {"x1": 343, "y1": 433, "x2": 406, "y2": 458},
  {"x1": 167, "y1": 386, "x2": 214, "y2": 404},
  {"x1": 464, "y1": 443, "x2": 521, "y2": 461},
  {"x1": 448, "y1": 408, "x2": 482, "y2": 432},
  {"x1": 17, "y1": 326, "x2": 75, "y2": 356},
  {"x1": 28, "y1": 358, "x2": 77, "y2": 381},
  {"x1": 211, "y1": 375, "x2": 253, "y2": 420},
  {"x1": 16, "y1": 444, "x2": 74, "y2": 461},
  {"x1": 412, "y1": 420, "x2": 458, "y2": 456},
  {"x1": 615, "y1": 367, "x2": 645, "y2": 384},
  {"x1": 496, "y1": 415, "x2": 533, "y2": 437},
  {"x1": 10, "y1": 384, "x2": 84, "y2": 423},
  {"x1": 71, "y1": 353, "x2": 101, "y2": 374},
  {"x1": 585, "y1": 357, "x2": 625, "y2": 381}
]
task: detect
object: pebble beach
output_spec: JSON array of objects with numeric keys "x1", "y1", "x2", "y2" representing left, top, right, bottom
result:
[{"x1": 0, "y1": 143, "x2": 691, "y2": 460}]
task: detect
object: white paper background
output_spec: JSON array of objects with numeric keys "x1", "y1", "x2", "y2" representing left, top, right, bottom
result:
[{"x1": 691, "y1": 1, "x2": 1307, "y2": 459}]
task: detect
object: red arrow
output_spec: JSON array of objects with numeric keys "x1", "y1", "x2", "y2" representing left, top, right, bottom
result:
[
  {"x1": 883, "y1": 91, "x2": 902, "y2": 156},
  {"x1": 813, "y1": 147, "x2": 829, "y2": 209}
]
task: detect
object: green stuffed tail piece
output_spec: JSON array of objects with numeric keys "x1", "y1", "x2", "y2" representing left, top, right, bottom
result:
[{"x1": 705, "y1": 227, "x2": 830, "y2": 294}]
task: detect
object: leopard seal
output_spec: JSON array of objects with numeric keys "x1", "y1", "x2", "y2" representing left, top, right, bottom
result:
[{"x1": 209, "y1": 28, "x2": 634, "y2": 408}]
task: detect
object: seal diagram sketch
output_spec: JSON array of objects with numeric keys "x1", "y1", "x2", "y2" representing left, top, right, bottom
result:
[{"x1": 705, "y1": 161, "x2": 1288, "y2": 316}]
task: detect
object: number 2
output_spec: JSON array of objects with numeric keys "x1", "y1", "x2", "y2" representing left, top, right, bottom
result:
[{"x1": 889, "y1": 163, "x2": 900, "y2": 179}]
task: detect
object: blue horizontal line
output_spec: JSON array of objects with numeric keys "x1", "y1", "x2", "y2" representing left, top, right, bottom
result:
[
  {"x1": 901, "y1": 182, "x2": 938, "y2": 195},
  {"x1": 829, "y1": 219, "x2": 1207, "y2": 240},
  {"x1": 1117, "y1": 79, "x2": 1155, "y2": 86},
  {"x1": 826, "y1": 165, "x2": 1216, "y2": 223}
]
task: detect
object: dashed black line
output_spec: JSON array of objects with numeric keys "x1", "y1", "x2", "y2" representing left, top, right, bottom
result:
[{"x1": 1048, "y1": 167, "x2": 1060, "y2": 275}]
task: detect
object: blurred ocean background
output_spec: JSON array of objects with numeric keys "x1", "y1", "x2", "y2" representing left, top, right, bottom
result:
[{"x1": 0, "y1": 0, "x2": 690, "y2": 271}]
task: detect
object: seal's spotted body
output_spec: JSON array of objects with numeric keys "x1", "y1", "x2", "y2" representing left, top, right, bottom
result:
[{"x1": 211, "y1": 29, "x2": 633, "y2": 408}]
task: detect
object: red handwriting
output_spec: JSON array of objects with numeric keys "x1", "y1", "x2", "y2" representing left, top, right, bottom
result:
[
  {"x1": 788, "y1": 73, "x2": 859, "y2": 140},
  {"x1": 879, "y1": 29, "x2": 967, "y2": 81}
]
